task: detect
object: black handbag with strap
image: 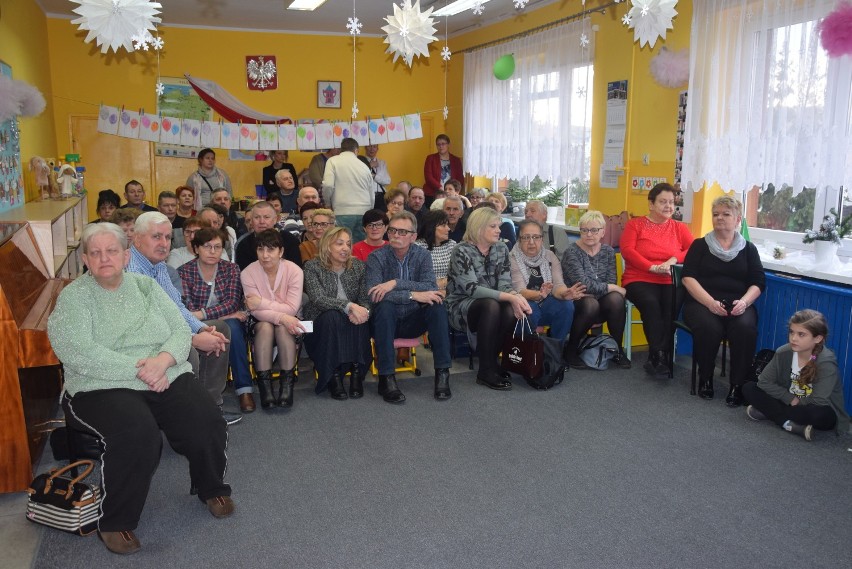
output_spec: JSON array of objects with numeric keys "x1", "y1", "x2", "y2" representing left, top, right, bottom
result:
[{"x1": 501, "y1": 317, "x2": 544, "y2": 381}]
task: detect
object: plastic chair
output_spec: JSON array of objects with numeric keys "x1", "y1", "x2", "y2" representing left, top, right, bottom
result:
[
  {"x1": 370, "y1": 337, "x2": 421, "y2": 377},
  {"x1": 621, "y1": 256, "x2": 642, "y2": 360}
]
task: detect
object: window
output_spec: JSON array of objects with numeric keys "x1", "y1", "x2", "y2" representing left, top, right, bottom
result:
[{"x1": 463, "y1": 20, "x2": 594, "y2": 205}]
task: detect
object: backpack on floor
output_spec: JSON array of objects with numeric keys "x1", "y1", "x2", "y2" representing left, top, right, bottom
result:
[{"x1": 577, "y1": 334, "x2": 619, "y2": 370}]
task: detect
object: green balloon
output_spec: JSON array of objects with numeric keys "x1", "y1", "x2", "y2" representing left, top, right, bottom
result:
[{"x1": 493, "y1": 54, "x2": 515, "y2": 80}]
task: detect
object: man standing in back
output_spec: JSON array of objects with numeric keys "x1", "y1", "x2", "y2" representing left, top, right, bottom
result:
[{"x1": 322, "y1": 138, "x2": 373, "y2": 241}]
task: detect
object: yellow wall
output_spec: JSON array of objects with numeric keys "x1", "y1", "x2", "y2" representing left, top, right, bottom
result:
[
  {"x1": 0, "y1": 1, "x2": 58, "y2": 201},
  {"x1": 44, "y1": 16, "x2": 450, "y2": 217}
]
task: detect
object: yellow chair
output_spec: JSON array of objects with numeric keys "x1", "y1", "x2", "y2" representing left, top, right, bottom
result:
[{"x1": 370, "y1": 337, "x2": 422, "y2": 377}]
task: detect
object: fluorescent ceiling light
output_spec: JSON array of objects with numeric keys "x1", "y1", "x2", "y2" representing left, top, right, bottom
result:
[
  {"x1": 287, "y1": 0, "x2": 328, "y2": 11},
  {"x1": 434, "y1": 0, "x2": 493, "y2": 17}
]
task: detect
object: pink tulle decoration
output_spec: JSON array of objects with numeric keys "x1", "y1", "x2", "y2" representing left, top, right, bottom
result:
[
  {"x1": 819, "y1": 1, "x2": 852, "y2": 58},
  {"x1": 649, "y1": 47, "x2": 690, "y2": 88}
]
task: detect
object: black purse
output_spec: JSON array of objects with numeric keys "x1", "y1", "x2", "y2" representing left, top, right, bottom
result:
[
  {"x1": 26, "y1": 460, "x2": 102, "y2": 536},
  {"x1": 500, "y1": 317, "x2": 544, "y2": 381}
]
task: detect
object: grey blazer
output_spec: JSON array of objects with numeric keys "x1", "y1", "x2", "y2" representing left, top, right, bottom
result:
[{"x1": 302, "y1": 257, "x2": 370, "y2": 321}]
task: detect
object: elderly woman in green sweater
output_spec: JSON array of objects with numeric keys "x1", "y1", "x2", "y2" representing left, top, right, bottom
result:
[{"x1": 47, "y1": 222, "x2": 233, "y2": 556}]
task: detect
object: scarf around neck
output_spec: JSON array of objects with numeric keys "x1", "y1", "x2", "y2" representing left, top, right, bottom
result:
[
  {"x1": 704, "y1": 230, "x2": 746, "y2": 262},
  {"x1": 511, "y1": 243, "x2": 552, "y2": 285}
]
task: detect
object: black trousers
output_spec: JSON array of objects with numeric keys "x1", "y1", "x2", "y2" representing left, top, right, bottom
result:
[
  {"x1": 566, "y1": 292, "x2": 627, "y2": 354},
  {"x1": 468, "y1": 298, "x2": 516, "y2": 375},
  {"x1": 625, "y1": 282, "x2": 673, "y2": 353},
  {"x1": 743, "y1": 382, "x2": 837, "y2": 430},
  {"x1": 65, "y1": 373, "x2": 230, "y2": 532},
  {"x1": 683, "y1": 300, "x2": 758, "y2": 386}
]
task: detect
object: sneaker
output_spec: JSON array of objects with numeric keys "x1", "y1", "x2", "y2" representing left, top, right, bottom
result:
[
  {"x1": 746, "y1": 405, "x2": 766, "y2": 421},
  {"x1": 612, "y1": 349, "x2": 631, "y2": 369},
  {"x1": 786, "y1": 422, "x2": 813, "y2": 441},
  {"x1": 222, "y1": 411, "x2": 242, "y2": 426}
]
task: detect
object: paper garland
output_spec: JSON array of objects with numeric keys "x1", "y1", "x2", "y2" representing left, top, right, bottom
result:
[{"x1": 97, "y1": 104, "x2": 424, "y2": 150}]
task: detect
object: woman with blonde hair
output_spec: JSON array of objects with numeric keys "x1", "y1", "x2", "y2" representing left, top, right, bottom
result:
[
  {"x1": 303, "y1": 226, "x2": 372, "y2": 399},
  {"x1": 446, "y1": 208, "x2": 532, "y2": 390},
  {"x1": 485, "y1": 192, "x2": 517, "y2": 248},
  {"x1": 300, "y1": 208, "x2": 335, "y2": 263}
]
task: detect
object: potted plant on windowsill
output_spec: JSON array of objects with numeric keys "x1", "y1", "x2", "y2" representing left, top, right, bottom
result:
[{"x1": 802, "y1": 208, "x2": 852, "y2": 264}]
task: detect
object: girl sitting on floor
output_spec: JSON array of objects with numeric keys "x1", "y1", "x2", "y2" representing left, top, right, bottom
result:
[{"x1": 743, "y1": 309, "x2": 849, "y2": 441}]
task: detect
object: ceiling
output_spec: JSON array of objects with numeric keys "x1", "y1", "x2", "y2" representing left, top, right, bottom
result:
[{"x1": 38, "y1": 0, "x2": 563, "y2": 38}]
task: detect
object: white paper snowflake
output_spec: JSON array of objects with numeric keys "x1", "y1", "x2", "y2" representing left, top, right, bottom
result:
[
  {"x1": 443, "y1": 106, "x2": 449, "y2": 120},
  {"x1": 71, "y1": 0, "x2": 162, "y2": 54},
  {"x1": 351, "y1": 102, "x2": 359, "y2": 119},
  {"x1": 382, "y1": 0, "x2": 438, "y2": 67},
  {"x1": 626, "y1": 0, "x2": 679, "y2": 48},
  {"x1": 473, "y1": 1, "x2": 485, "y2": 16},
  {"x1": 151, "y1": 36, "x2": 164, "y2": 50},
  {"x1": 577, "y1": 86, "x2": 587, "y2": 97},
  {"x1": 155, "y1": 81, "x2": 164, "y2": 96},
  {"x1": 580, "y1": 33, "x2": 589, "y2": 47},
  {"x1": 622, "y1": 14, "x2": 632, "y2": 26},
  {"x1": 131, "y1": 30, "x2": 154, "y2": 51},
  {"x1": 513, "y1": 0, "x2": 529, "y2": 8},
  {"x1": 347, "y1": 16, "x2": 362, "y2": 35},
  {"x1": 441, "y1": 46, "x2": 452, "y2": 61}
]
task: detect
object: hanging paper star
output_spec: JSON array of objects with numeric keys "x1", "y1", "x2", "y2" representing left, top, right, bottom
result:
[
  {"x1": 382, "y1": 0, "x2": 438, "y2": 67},
  {"x1": 441, "y1": 46, "x2": 452, "y2": 61},
  {"x1": 626, "y1": 0, "x2": 679, "y2": 48},
  {"x1": 443, "y1": 106, "x2": 449, "y2": 120},
  {"x1": 473, "y1": 2, "x2": 485, "y2": 16},
  {"x1": 580, "y1": 33, "x2": 590, "y2": 47},
  {"x1": 155, "y1": 81, "x2": 164, "y2": 96},
  {"x1": 347, "y1": 16, "x2": 362, "y2": 35},
  {"x1": 351, "y1": 102, "x2": 359, "y2": 119},
  {"x1": 622, "y1": 14, "x2": 631, "y2": 25},
  {"x1": 71, "y1": 0, "x2": 162, "y2": 54},
  {"x1": 513, "y1": 0, "x2": 529, "y2": 8}
]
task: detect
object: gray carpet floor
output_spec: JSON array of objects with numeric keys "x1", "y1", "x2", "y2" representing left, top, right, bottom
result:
[{"x1": 33, "y1": 353, "x2": 852, "y2": 569}]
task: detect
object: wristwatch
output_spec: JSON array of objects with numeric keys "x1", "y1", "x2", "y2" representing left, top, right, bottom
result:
[{"x1": 409, "y1": 291, "x2": 414, "y2": 301}]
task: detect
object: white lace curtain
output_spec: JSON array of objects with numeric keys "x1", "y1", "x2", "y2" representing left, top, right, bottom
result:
[
  {"x1": 463, "y1": 20, "x2": 593, "y2": 183},
  {"x1": 682, "y1": 0, "x2": 852, "y2": 195}
]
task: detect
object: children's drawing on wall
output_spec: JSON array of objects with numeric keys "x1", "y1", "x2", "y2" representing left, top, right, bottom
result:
[{"x1": 156, "y1": 76, "x2": 213, "y2": 159}]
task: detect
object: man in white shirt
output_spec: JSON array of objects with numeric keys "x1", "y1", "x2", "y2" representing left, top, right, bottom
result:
[{"x1": 322, "y1": 138, "x2": 373, "y2": 241}]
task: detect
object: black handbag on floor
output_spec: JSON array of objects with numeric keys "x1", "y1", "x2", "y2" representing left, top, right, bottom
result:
[{"x1": 26, "y1": 460, "x2": 102, "y2": 536}]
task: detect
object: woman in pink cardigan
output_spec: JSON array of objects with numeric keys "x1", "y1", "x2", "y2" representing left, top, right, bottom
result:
[
  {"x1": 241, "y1": 229, "x2": 305, "y2": 409},
  {"x1": 423, "y1": 134, "x2": 463, "y2": 203},
  {"x1": 620, "y1": 183, "x2": 694, "y2": 376}
]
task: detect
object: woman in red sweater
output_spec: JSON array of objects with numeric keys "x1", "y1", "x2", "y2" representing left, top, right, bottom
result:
[
  {"x1": 620, "y1": 183, "x2": 694, "y2": 375},
  {"x1": 423, "y1": 134, "x2": 463, "y2": 204}
]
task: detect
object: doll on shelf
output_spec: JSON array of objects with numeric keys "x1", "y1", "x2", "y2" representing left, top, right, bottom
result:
[
  {"x1": 29, "y1": 156, "x2": 54, "y2": 200},
  {"x1": 56, "y1": 164, "x2": 77, "y2": 197}
]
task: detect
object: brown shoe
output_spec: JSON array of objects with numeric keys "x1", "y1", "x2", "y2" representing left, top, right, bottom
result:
[
  {"x1": 239, "y1": 393, "x2": 256, "y2": 413},
  {"x1": 207, "y1": 495, "x2": 235, "y2": 518},
  {"x1": 99, "y1": 530, "x2": 141, "y2": 555}
]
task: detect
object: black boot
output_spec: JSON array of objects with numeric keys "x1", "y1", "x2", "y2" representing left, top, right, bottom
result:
[
  {"x1": 279, "y1": 367, "x2": 296, "y2": 407},
  {"x1": 328, "y1": 368, "x2": 349, "y2": 400},
  {"x1": 725, "y1": 384, "x2": 744, "y2": 407},
  {"x1": 434, "y1": 368, "x2": 451, "y2": 400},
  {"x1": 256, "y1": 370, "x2": 275, "y2": 409},
  {"x1": 698, "y1": 376, "x2": 714, "y2": 399},
  {"x1": 378, "y1": 374, "x2": 406, "y2": 404},
  {"x1": 349, "y1": 364, "x2": 366, "y2": 399},
  {"x1": 643, "y1": 351, "x2": 659, "y2": 375},
  {"x1": 654, "y1": 350, "x2": 670, "y2": 375}
]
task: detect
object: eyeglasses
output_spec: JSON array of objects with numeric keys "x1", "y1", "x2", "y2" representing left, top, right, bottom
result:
[
  {"x1": 366, "y1": 221, "x2": 386, "y2": 230},
  {"x1": 579, "y1": 227, "x2": 601, "y2": 235},
  {"x1": 199, "y1": 243, "x2": 223, "y2": 252},
  {"x1": 183, "y1": 228, "x2": 198, "y2": 235},
  {"x1": 518, "y1": 234, "x2": 542, "y2": 242},
  {"x1": 311, "y1": 222, "x2": 333, "y2": 228},
  {"x1": 387, "y1": 227, "x2": 416, "y2": 236}
]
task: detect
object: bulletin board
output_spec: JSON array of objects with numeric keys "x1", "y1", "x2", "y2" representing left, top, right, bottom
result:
[{"x1": 0, "y1": 61, "x2": 24, "y2": 213}]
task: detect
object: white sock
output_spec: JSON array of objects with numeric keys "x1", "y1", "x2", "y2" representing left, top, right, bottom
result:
[{"x1": 783, "y1": 420, "x2": 792, "y2": 431}]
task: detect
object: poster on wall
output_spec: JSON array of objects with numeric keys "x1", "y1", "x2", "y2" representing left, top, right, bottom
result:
[
  {"x1": 156, "y1": 76, "x2": 213, "y2": 158},
  {"x1": 673, "y1": 90, "x2": 692, "y2": 223},
  {"x1": 600, "y1": 80, "x2": 628, "y2": 189},
  {"x1": 0, "y1": 61, "x2": 24, "y2": 213}
]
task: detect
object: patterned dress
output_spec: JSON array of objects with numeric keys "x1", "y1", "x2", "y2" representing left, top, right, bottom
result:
[{"x1": 445, "y1": 240, "x2": 513, "y2": 331}]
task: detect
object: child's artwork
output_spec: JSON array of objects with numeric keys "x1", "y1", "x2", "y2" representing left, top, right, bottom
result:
[
  {"x1": 350, "y1": 120, "x2": 369, "y2": 147},
  {"x1": 296, "y1": 123, "x2": 317, "y2": 151},
  {"x1": 117, "y1": 109, "x2": 141, "y2": 139},
  {"x1": 403, "y1": 114, "x2": 422, "y2": 140},
  {"x1": 332, "y1": 121, "x2": 351, "y2": 147},
  {"x1": 239, "y1": 123, "x2": 259, "y2": 151},
  {"x1": 368, "y1": 118, "x2": 389, "y2": 145},
  {"x1": 386, "y1": 116, "x2": 406, "y2": 143},
  {"x1": 98, "y1": 105, "x2": 120, "y2": 135},
  {"x1": 138, "y1": 113, "x2": 161, "y2": 142},
  {"x1": 156, "y1": 76, "x2": 212, "y2": 158},
  {"x1": 220, "y1": 122, "x2": 241, "y2": 150},
  {"x1": 159, "y1": 116, "x2": 182, "y2": 145},
  {"x1": 314, "y1": 122, "x2": 334, "y2": 150},
  {"x1": 278, "y1": 124, "x2": 297, "y2": 150},
  {"x1": 259, "y1": 124, "x2": 278, "y2": 151},
  {"x1": 180, "y1": 118, "x2": 201, "y2": 147},
  {"x1": 200, "y1": 120, "x2": 220, "y2": 148}
]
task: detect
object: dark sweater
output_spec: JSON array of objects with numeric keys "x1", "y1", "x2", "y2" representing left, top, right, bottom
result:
[{"x1": 681, "y1": 237, "x2": 765, "y2": 302}]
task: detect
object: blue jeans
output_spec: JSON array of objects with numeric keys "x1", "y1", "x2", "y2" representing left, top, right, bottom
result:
[
  {"x1": 527, "y1": 295, "x2": 574, "y2": 340},
  {"x1": 223, "y1": 318, "x2": 253, "y2": 395},
  {"x1": 371, "y1": 301, "x2": 451, "y2": 375},
  {"x1": 337, "y1": 214, "x2": 366, "y2": 242}
]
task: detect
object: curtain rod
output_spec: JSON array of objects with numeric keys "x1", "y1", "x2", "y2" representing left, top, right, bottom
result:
[{"x1": 457, "y1": 1, "x2": 621, "y2": 54}]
